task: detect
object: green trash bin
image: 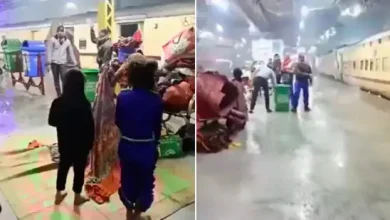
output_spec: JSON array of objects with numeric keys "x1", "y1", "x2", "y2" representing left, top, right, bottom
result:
[
  {"x1": 82, "y1": 68, "x2": 99, "y2": 102},
  {"x1": 158, "y1": 135, "x2": 183, "y2": 158},
  {"x1": 1, "y1": 39, "x2": 23, "y2": 72},
  {"x1": 274, "y1": 84, "x2": 291, "y2": 112}
]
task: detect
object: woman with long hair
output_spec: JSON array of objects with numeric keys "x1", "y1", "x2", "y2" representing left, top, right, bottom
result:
[{"x1": 48, "y1": 69, "x2": 94, "y2": 206}]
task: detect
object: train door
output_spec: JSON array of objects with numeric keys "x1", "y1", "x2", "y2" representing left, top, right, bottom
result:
[
  {"x1": 336, "y1": 51, "x2": 344, "y2": 82},
  {"x1": 339, "y1": 52, "x2": 344, "y2": 82}
]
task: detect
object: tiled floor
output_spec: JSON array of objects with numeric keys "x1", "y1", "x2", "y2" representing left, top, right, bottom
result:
[
  {"x1": 0, "y1": 73, "x2": 194, "y2": 220},
  {"x1": 197, "y1": 76, "x2": 390, "y2": 219}
]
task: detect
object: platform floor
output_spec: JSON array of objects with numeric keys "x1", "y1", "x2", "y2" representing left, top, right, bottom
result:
[
  {"x1": 0, "y1": 73, "x2": 194, "y2": 220},
  {"x1": 197, "y1": 76, "x2": 390, "y2": 220}
]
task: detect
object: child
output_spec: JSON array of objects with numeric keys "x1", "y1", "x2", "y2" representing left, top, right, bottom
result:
[
  {"x1": 116, "y1": 58, "x2": 163, "y2": 220},
  {"x1": 48, "y1": 69, "x2": 95, "y2": 206}
]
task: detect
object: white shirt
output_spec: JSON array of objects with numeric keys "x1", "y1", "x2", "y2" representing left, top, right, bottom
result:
[
  {"x1": 253, "y1": 65, "x2": 277, "y2": 86},
  {"x1": 242, "y1": 70, "x2": 252, "y2": 78}
]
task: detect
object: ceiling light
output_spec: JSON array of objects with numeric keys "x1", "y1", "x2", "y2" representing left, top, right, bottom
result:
[
  {"x1": 216, "y1": 24, "x2": 223, "y2": 33},
  {"x1": 301, "y1": 6, "x2": 310, "y2": 18},
  {"x1": 210, "y1": 0, "x2": 229, "y2": 11},
  {"x1": 299, "y1": 20, "x2": 304, "y2": 30},
  {"x1": 351, "y1": 4, "x2": 363, "y2": 17},
  {"x1": 237, "y1": 54, "x2": 241, "y2": 58},
  {"x1": 65, "y1": 2, "x2": 77, "y2": 10},
  {"x1": 341, "y1": 4, "x2": 363, "y2": 17},
  {"x1": 249, "y1": 22, "x2": 258, "y2": 33},
  {"x1": 199, "y1": 31, "x2": 215, "y2": 39}
]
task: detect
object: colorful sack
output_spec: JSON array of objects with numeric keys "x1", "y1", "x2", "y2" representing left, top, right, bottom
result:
[
  {"x1": 163, "y1": 81, "x2": 194, "y2": 113},
  {"x1": 162, "y1": 27, "x2": 195, "y2": 66}
]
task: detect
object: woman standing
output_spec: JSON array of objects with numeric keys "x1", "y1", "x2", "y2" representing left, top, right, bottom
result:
[
  {"x1": 116, "y1": 60, "x2": 162, "y2": 220},
  {"x1": 85, "y1": 53, "x2": 147, "y2": 204}
]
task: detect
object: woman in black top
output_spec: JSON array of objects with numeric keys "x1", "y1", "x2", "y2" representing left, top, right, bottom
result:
[{"x1": 48, "y1": 69, "x2": 95, "y2": 206}]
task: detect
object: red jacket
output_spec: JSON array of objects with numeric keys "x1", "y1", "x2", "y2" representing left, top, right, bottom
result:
[{"x1": 282, "y1": 57, "x2": 292, "y2": 72}]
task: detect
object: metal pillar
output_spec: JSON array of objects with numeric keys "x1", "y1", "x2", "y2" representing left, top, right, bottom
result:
[{"x1": 97, "y1": 0, "x2": 116, "y2": 37}]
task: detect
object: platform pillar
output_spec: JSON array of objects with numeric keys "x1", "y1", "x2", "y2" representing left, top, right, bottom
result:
[{"x1": 97, "y1": 0, "x2": 116, "y2": 37}]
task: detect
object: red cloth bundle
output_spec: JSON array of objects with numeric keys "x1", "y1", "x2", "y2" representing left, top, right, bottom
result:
[
  {"x1": 113, "y1": 30, "x2": 143, "y2": 53},
  {"x1": 162, "y1": 27, "x2": 195, "y2": 66}
]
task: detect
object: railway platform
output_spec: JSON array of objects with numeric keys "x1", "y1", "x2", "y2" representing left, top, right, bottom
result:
[
  {"x1": 0, "y1": 74, "x2": 194, "y2": 220},
  {"x1": 197, "y1": 75, "x2": 390, "y2": 219}
]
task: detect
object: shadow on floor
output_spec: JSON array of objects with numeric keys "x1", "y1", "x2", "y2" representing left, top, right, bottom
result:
[
  {"x1": 0, "y1": 163, "x2": 58, "y2": 182},
  {"x1": 0, "y1": 148, "x2": 33, "y2": 156}
]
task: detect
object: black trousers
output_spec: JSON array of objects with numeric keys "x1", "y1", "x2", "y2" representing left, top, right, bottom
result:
[
  {"x1": 250, "y1": 76, "x2": 270, "y2": 111},
  {"x1": 51, "y1": 63, "x2": 67, "y2": 97},
  {"x1": 56, "y1": 151, "x2": 89, "y2": 194}
]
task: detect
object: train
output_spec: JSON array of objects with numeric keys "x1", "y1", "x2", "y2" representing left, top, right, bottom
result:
[
  {"x1": 0, "y1": 2, "x2": 194, "y2": 69},
  {"x1": 316, "y1": 29, "x2": 390, "y2": 98}
]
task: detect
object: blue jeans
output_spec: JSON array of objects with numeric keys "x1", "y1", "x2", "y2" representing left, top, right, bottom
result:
[{"x1": 291, "y1": 81, "x2": 309, "y2": 109}]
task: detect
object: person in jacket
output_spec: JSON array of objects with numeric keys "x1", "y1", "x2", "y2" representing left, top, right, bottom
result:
[
  {"x1": 273, "y1": 54, "x2": 282, "y2": 83},
  {"x1": 90, "y1": 26, "x2": 113, "y2": 68},
  {"x1": 47, "y1": 25, "x2": 78, "y2": 97},
  {"x1": 64, "y1": 30, "x2": 81, "y2": 69},
  {"x1": 250, "y1": 61, "x2": 276, "y2": 113},
  {"x1": 116, "y1": 59, "x2": 163, "y2": 220},
  {"x1": 291, "y1": 54, "x2": 312, "y2": 112},
  {"x1": 48, "y1": 69, "x2": 95, "y2": 206}
]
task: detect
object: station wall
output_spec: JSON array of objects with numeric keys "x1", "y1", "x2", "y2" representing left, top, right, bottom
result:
[{"x1": 0, "y1": 14, "x2": 195, "y2": 69}]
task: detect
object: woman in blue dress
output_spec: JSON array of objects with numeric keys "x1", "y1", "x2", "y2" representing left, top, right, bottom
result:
[{"x1": 115, "y1": 58, "x2": 163, "y2": 220}]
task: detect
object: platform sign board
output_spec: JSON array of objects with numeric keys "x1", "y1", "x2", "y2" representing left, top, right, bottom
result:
[{"x1": 252, "y1": 39, "x2": 284, "y2": 62}]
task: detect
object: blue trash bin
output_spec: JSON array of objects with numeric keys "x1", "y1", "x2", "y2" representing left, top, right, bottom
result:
[
  {"x1": 21, "y1": 40, "x2": 46, "y2": 77},
  {"x1": 118, "y1": 47, "x2": 135, "y2": 63}
]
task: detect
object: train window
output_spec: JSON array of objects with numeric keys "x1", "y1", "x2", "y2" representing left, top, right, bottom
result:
[
  {"x1": 365, "y1": 60, "x2": 368, "y2": 70},
  {"x1": 376, "y1": 58, "x2": 380, "y2": 71},
  {"x1": 383, "y1": 57, "x2": 389, "y2": 71},
  {"x1": 353, "y1": 61, "x2": 356, "y2": 69},
  {"x1": 360, "y1": 60, "x2": 364, "y2": 70},
  {"x1": 370, "y1": 60, "x2": 374, "y2": 71},
  {"x1": 79, "y1": 39, "x2": 87, "y2": 50}
]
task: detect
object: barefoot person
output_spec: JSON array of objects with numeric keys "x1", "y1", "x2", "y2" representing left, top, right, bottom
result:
[
  {"x1": 48, "y1": 69, "x2": 95, "y2": 206},
  {"x1": 116, "y1": 60, "x2": 163, "y2": 220}
]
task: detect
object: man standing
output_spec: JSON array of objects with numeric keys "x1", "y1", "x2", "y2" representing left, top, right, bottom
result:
[
  {"x1": 273, "y1": 54, "x2": 282, "y2": 83},
  {"x1": 47, "y1": 25, "x2": 77, "y2": 97},
  {"x1": 291, "y1": 54, "x2": 312, "y2": 113},
  {"x1": 250, "y1": 61, "x2": 276, "y2": 113},
  {"x1": 90, "y1": 26, "x2": 112, "y2": 68}
]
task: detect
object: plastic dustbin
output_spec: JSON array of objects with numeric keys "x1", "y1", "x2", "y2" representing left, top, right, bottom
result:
[
  {"x1": 82, "y1": 68, "x2": 99, "y2": 102},
  {"x1": 22, "y1": 40, "x2": 46, "y2": 77},
  {"x1": 1, "y1": 39, "x2": 23, "y2": 72},
  {"x1": 158, "y1": 135, "x2": 183, "y2": 158},
  {"x1": 274, "y1": 84, "x2": 291, "y2": 112}
]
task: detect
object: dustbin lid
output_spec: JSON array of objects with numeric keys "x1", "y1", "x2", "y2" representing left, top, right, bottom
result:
[
  {"x1": 22, "y1": 40, "x2": 46, "y2": 52},
  {"x1": 1, "y1": 39, "x2": 21, "y2": 52}
]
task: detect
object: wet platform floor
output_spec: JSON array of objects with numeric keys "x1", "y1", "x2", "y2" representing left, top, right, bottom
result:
[
  {"x1": 0, "y1": 74, "x2": 194, "y2": 220},
  {"x1": 197, "y1": 76, "x2": 390, "y2": 220}
]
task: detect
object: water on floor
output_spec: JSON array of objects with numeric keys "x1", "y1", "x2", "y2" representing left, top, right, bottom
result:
[
  {"x1": 0, "y1": 74, "x2": 194, "y2": 220},
  {"x1": 197, "y1": 76, "x2": 390, "y2": 220}
]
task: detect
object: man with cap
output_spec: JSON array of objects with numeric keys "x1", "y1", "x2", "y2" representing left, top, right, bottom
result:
[{"x1": 47, "y1": 25, "x2": 78, "y2": 97}]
